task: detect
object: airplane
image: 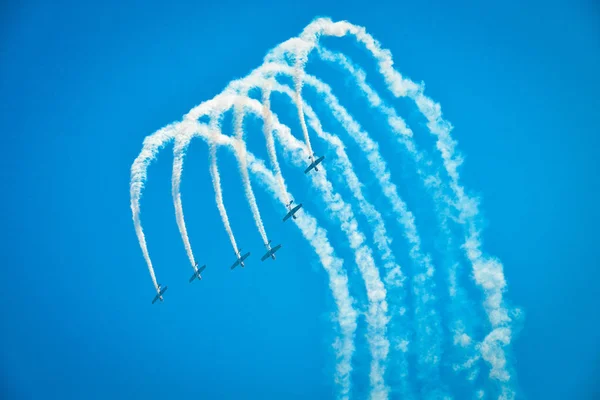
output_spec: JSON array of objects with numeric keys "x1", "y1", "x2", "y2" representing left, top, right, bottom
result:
[
  {"x1": 283, "y1": 200, "x2": 303, "y2": 222},
  {"x1": 230, "y1": 249, "x2": 251, "y2": 270},
  {"x1": 304, "y1": 154, "x2": 325, "y2": 174},
  {"x1": 151, "y1": 284, "x2": 168, "y2": 304},
  {"x1": 261, "y1": 240, "x2": 282, "y2": 261},
  {"x1": 189, "y1": 263, "x2": 207, "y2": 283}
]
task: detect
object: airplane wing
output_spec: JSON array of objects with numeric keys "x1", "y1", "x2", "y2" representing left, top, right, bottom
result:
[
  {"x1": 261, "y1": 245, "x2": 282, "y2": 261},
  {"x1": 283, "y1": 210, "x2": 293, "y2": 222},
  {"x1": 231, "y1": 259, "x2": 240, "y2": 270},
  {"x1": 189, "y1": 268, "x2": 204, "y2": 282},
  {"x1": 151, "y1": 285, "x2": 167, "y2": 304},
  {"x1": 283, "y1": 204, "x2": 302, "y2": 221},
  {"x1": 304, "y1": 156, "x2": 324, "y2": 174},
  {"x1": 291, "y1": 204, "x2": 302, "y2": 215}
]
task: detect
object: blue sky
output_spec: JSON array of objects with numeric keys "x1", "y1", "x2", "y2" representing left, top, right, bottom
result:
[{"x1": 1, "y1": 0, "x2": 599, "y2": 399}]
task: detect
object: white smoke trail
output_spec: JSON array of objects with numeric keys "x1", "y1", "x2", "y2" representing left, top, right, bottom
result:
[
  {"x1": 176, "y1": 118, "x2": 359, "y2": 399},
  {"x1": 131, "y1": 17, "x2": 518, "y2": 399},
  {"x1": 262, "y1": 77, "x2": 405, "y2": 290},
  {"x1": 268, "y1": 80, "x2": 415, "y2": 398},
  {"x1": 293, "y1": 17, "x2": 515, "y2": 397},
  {"x1": 130, "y1": 124, "x2": 178, "y2": 291},
  {"x1": 294, "y1": 149, "x2": 390, "y2": 400},
  {"x1": 294, "y1": 82, "x2": 314, "y2": 156},
  {"x1": 136, "y1": 96, "x2": 358, "y2": 397},
  {"x1": 245, "y1": 153, "x2": 357, "y2": 400},
  {"x1": 263, "y1": 77, "x2": 405, "y2": 288},
  {"x1": 261, "y1": 80, "x2": 290, "y2": 205},
  {"x1": 130, "y1": 119, "x2": 230, "y2": 292},
  {"x1": 230, "y1": 94, "x2": 391, "y2": 400},
  {"x1": 172, "y1": 138, "x2": 198, "y2": 270},
  {"x1": 170, "y1": 114, "x2": 244, "y2": 282},
  {"x1": 208, "y1": 141, "x2": 240, "y2": 254},
  {"x1": 232, "y1": 100, "x2": 269, "y2": 245},
  {"x1": 317, "y1": 46, "x2": 482, "y2": 381},
  {"x1": 292, "y1": 50, "x2": 314, "y2": 156},
  {"x1": 288, "y1": 90, "x2": 415, "y2": 398},
  {"x1": 251, "y1": 60, "x2": 444, "y2": 392},
  {"x1": 258, "y1": 82, "x2": 361, "y2": 397},
  {"x1": 302, "y1": 70, "x2": 444, "y2": 392},
  {"x1": 200, "y1": 84, "x2": 388, "y2": 398}
]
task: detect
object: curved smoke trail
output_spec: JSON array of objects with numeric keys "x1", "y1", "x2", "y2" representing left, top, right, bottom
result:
[
  {"x1": 188, "y1": 119, "x2": 360, "y2": 399},
  {"x1": 172, "y1": 138, "x2": 198, "y2": 270},
  {"x1": 233, "y1": 100, "x2": 269, "y2": 245},
  {"x1": 317, "y1": 46, "x2": 482, "y2": 382},
  {"x1": 258, "y1": 77, "x2": 404, "y2": 287},
  {"x1": 138, "y1": 94, "x2": 358, "y2": 397},
  {"x1": 217, "y1": 91, "x2": 391, "y2": 399},
  {"x1": 130, "y1": 17, "x2": 519, "y2": 400},
  {"x1": 286, "y1": 17, "x2": 515, "y2": 398},
  {"x1": 171, "y1": 129, "x2": 243, "y2": 277},
  {"x1": 291, "y1": 48, "x2": 314, "y2": 156},
  {"x1": 208, "y1": 141, "x2": 240, "y2": 254},
  {"x1": 235, "y1": 63, "x2": 441, "y2": 395},
  {"x1": 301, "y1": 67, "x2": 444, "y2": 391},
  {"x1": 183, "y1": 83, "x2": 391, "y2": 397},
  {"x1": 261, "y1": 80, "x2": 290, "y2": 205},
  {"x1": 274, "y1": 81, "x2": 414, "y2": 398},
  {"x1": 245, "y1": 154, "x2": 357, "y2": 400},
  {"x1": 130, "y1": 125, "x2": 179, "y2": 290}
]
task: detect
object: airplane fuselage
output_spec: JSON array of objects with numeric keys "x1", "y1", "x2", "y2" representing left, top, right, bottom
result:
[
  {"x1": 261, "y1": 242, "x2": 282, "y2": 261},
  {"x1": 304, "y1": 155, "x2": 325, "y2": 174},
  {"x1": 231, "y1": 251, "x2": 251, "y2": 269},
  {"x1": 283, "y1": 203, "x2": 303, "y2": 222},
  {"x1": 189, "y1": 265, "x2": 206, "y2": 282},
  {"x1": 152, "y1": 285, "x2": 168, "y2": 304}
]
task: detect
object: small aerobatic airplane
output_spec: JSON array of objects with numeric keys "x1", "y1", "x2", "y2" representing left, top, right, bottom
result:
[
  {"x1": 189, "y1": 263, "x2": 207, "y2": 283},
  {"x1": 151, "y1": 284, "x2": 168, "y2": 304},
  {"x1": 230, "y1": 249, "x2": 251, "y2": 270},
  {"x1": 261, "y1": 240, "x2": 282, "y2": 261},
  {"x1": 304, "y1": 154, "x2": 325, "y2": 174},
  {"x1": 283, "y1": 200, "x2": 303, "y2": 222}
]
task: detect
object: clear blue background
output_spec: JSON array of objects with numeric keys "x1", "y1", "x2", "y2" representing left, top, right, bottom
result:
[{"x1": 1, "y1": 0, "x2": 598, "y2": 399}]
